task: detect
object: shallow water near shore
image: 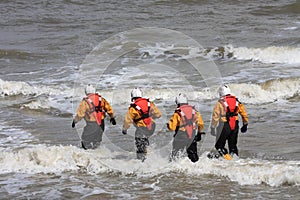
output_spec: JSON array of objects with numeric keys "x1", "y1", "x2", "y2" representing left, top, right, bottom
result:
[{"x1": 0, "y1": 0, "x2": 299, "y2": 199}]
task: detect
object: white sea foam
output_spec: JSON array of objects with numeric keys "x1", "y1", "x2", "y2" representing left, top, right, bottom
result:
[
  {"x1": 228, "y1": 45, "x2": 300, "y2": 64},
  {"x1": 176, "y1": 155, "x2": 300, "y2": 187},
  {"x1": 100, "y1": 77, "x2": 300, "y2": 105},
  {"x1": 1, "y1": 77, "x2": 299, "y2": 110},
  {"x1": 0, "y1": 145, "x2": 299, "y2": 187},
  {"x1": 228, "y1": 78, "x2": 300, "y2": 104},
  {"x1": 282, "y1": 27, "x2": 298, "y2": 30},
  {"x1": 0, "y1": 78, "x2": 66, "y2": 97},
  {"x1": 132, "y1": 43, "x2": 300, "y2": 64},
  {"x1": 21, "y1": 98, "x2": 51, "y2": 110}
]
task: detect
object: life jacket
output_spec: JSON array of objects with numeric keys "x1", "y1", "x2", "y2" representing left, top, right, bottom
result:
[
  {"x1": 175, "y1": 104, "x2": 197, "y2": 139},
  {"x1": 84, "y1": 93, "x2": 104, "y2": 125},
  {"x1": 131, "y1": 98, "x2": 153, "y2": 130},
  {"x1": 219, "y1": 95, "x2": 239, "y2": 130}
]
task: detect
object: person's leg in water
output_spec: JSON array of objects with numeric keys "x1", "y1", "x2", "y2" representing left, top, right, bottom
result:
[
  {"x1": 187, "y1": 139, "x2": 199, "y2": 162},
  {"x1": 81, "y1": 121, "x2": 104, "y2": 150},
  {"x1": 228, "y1": 121, "x2": 239, "y2": 156},
  {"x1": 215, "y1": 122, "x2": 231, "y2": 156},
  {"x1": 135, "y1": 137, "x2": 149, "y2": 161},
  {"x1": 135, "y1": 127, "x2": 151, "y2": 161},
  {"x1": 170, "y1": 131, "x2": 187, "y2": 161}
]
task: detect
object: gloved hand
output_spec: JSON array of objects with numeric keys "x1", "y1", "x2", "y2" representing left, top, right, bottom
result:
[
  {"x1": 241, "y1": 123, "x2": 248, "y2": 133},
  {"x1": 122, "y1": 129, "x2": 127, "y2": 135},
  {"x1": 195, "y1": 131, "x2": 205, "y2": 142},
  {"x1": 166, "y1": 123, "x2": 170, "y2": 130},
  {"x1": 211, "y1": 127, "x2": 216, "y2": 136},
  {"x1": 72, "y1": 120, "x2": 76, "y2": 128},
  {"x1": 110, "y1": 117, "x2": 116, "y2": 125}
]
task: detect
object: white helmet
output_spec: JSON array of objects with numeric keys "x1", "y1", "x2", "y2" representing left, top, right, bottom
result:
[
  {"x1": 175, "y1": 93, "x2": 188, "y2": 105},
  {"x1": 131, "y1": 87, "x2": 143, "y2": 99},
  {"x1": 218, "y1": 85, "x2": 231, "y2": 97},
  {"x1": 85, "y1": 84, "x2": 96, "y2": 95}
]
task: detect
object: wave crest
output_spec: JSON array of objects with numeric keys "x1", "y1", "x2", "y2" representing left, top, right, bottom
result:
[
  {"x1": 0, "y1": 145, "x2": 299, "y2": 187},
  {"x1": 228, "y1": 77, "x2": 300, "y2": 104},
  {"x1": 206, "y1": 45, "x2": 300, "y2": 64},
  {"x1": 0, "y1": 79, "x2": 65, "y2": 97},
  {"x1": 1, "y1": 77, "x2": 299, "y2": 106},
  {"x1": 137, "y1": 44, "x2": 300, "y2": 64}
]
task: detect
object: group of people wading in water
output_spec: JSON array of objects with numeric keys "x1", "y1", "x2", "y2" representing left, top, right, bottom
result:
[{"x1": 72, "y1": 84, "x2": 248, "y2": 162}]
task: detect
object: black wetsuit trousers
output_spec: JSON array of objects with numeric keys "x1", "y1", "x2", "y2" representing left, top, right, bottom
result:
[
  {"x1": 135, "y1": 126, "x2": 151, "y2": 161},
  {"x1": 171, "y1": 131, "x2": 198, "y2": 162},
  {"x1": 81, "y1": 120, "x2": 104, "y2": 149},
  {"x1": 215, "y1": 121, "x2": 239, "y2": 155}
]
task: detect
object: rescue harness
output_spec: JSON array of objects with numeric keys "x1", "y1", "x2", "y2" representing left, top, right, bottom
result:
[
  {"x1": 219, "y1": 95, "x2": 239, "y2": 130},
  {"x1": 175, "y1": 104, "x2": 197, "y2": 139},
  {"x1": 131, "y1": 98, "x2": 153, "y2": 131},
  {"x1": 84, "y1": 93, "x2": 104, "y2": 125}
]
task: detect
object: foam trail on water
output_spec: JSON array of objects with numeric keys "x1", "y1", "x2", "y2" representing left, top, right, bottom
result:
[
  {"x1": 225, "y1": 45, "x2": 300, "y2": 64},
  {"x1": 135, "y1": 44, "x2": 300, "y2": 64},
  {"x1": 0, "y1": 78, "x2": 66, "y2": 97},
  {"x1": 0, "y1": 145, "x2": 299, "y2": 187},
  {"x1": 1, "y1": 77, "x2": 299, "y2": 112}
]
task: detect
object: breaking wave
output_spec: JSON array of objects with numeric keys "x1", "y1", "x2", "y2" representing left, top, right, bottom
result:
[
  {"x1": 0, "y1": 78, "x2": 66, "y2": 97},
  {"x1": 0, "y1": 145, "x2": 299, "y2": 187},
  {"x1": 102, "y1": 77, "x2": 300, "y2": 105},
  {"x1": 1, "y1": 77, "x2": 299, "y2": 109},
  {"x1": 204, "y1": 45, "x2": 300, "y2": 64},
  {"x1": 134, "y1": 43, "x2": 300, "y2": 64},
  {"x1": 227, "y1": 77, "x2": 300, "y2": 104}
]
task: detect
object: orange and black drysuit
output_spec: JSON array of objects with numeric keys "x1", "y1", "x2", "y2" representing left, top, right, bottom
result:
[
  {"x1": 168, "y1": 104, "x2": 204, "y2": 162},
  {"x1": 123, "y1": 97, "x2": 162, "y2": 161},
  {"x1": 74, "y1": 93, "x2": 115, "y2": 149},
  {"x1": 211, "y1": 94, "x2": 248, "y2": 156}
]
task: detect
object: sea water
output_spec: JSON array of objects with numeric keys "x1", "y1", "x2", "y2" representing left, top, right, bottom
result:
[{"x1": 0, "y1": 0, "x2": 299, "y2": 199}]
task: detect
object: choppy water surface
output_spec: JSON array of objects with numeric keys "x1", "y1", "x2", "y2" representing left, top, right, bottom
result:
[{"x1": 0, "y1": 0, "x2": 299, "y2": 199}]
